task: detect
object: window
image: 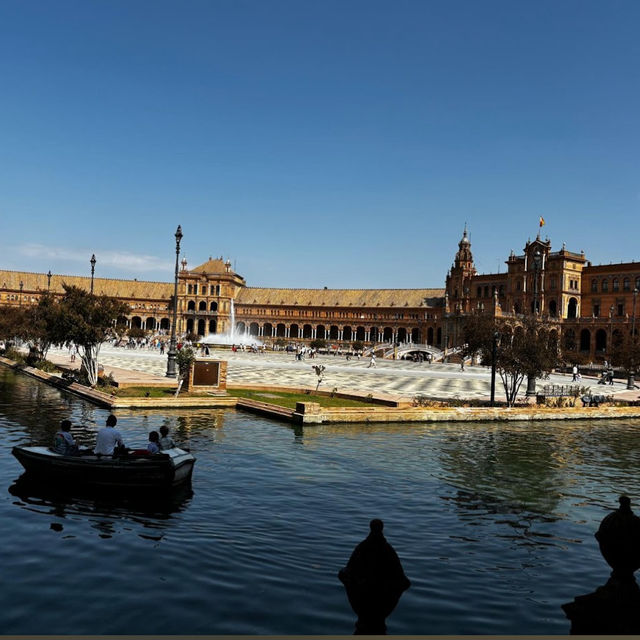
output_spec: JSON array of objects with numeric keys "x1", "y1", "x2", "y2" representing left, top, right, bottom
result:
[
  {"x1": 484, "y1": 286, "x2": 489, "y2": 297},
  {"x1": 477, "y1": 286, "x2": 482, "y2": 297},
  {"x1": 550, "y1": 276, "x2": 557, "y2": 290},
  {"x1": 602, "y1": 279, "x2": 608, "y2": 292},
  {"x1": 591, "y1": 279, "x2": 597, "y2": 292},
  {"x1": 636, "y1": 277, "x2": 640, "y2": 291},
  {"x1": 613, "y1": 278, "x2": 619, "y2": 292},
  {"x1": 623, "y1": 278, "x2": 630, "y2": 291},
  {"x1": 593, "y1": 303, "x2": 600, "y2": 318},
  {"x1": 194, "y1": 284, "x2": 198, "y2": 295},
  {"x1": 618, "y1": 303, "x2": 624, "y2": 317}
]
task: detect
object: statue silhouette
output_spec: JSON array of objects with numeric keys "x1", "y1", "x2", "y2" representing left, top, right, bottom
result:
[
  {"x1": 338, "y1": 519, "x2": 411, "y2": 634},
  {"x1": 563, "y1": 495, "x2": 640, "y2": 634}
]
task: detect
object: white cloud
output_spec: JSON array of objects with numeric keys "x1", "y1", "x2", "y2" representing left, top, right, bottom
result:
[{"x1": 18, "y1": 244, "x2": 173, "y2": 272}]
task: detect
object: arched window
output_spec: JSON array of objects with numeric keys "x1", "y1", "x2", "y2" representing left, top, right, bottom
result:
[
  {"x1": 623, "y1": 277, "x2": 630, "y2": 291},
  {"x1": 210, "y1": 301, "x2": 218, "y2": 311},
  {"x1": 564, "y1": 329, "x2": 576, "y2": 351},
  {"x1": 199, "y1": 300, "x2": 207, "y2": 311},
  {"x1": 602, "y1": 279, "x2": 608, "y2": 292},
  {"x1": 187, "y1": 300, "x2": 195, "y2": 311},
  {"x1": 613, "y1": 278, "x2": 619, "y2": 292},
  {"x1": 567, "y1": 297, "x2": 578, "y2": 319},
  {"x1": 591, "y1": 279, "x2": 598, "y2": 292},
  {"x1": 548, "y1": 300, "x2": 557, "y2": 317},
  {"x1": 595, "y1": 329, "x2": 607, "y2": 352}
]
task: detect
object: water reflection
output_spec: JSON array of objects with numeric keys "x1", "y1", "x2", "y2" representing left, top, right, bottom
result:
[{"x1": 8, "y1": 474, "x2": 194, "y2": 539}]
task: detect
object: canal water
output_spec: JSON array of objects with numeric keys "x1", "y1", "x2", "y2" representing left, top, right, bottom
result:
[{"x1": 2, "y1": 367, "x2": 640, "y2": 635}]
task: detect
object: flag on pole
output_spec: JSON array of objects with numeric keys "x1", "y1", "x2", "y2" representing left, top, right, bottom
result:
[{"x1": 539, "y1": 216, "x2": 545, "y2": 227}]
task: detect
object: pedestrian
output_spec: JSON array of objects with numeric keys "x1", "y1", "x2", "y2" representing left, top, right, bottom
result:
[
  {"x1": 368, "y1": 354, "x2": 376, "y2": 368},
  {"x1": 572, "y1": 365, "x2": 578, "y2": 382}
]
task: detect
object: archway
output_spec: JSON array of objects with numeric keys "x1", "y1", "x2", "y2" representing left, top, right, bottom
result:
[
  {"x1": 187, "y1": 300, "x2": 195, "y2": 311},
  {"x1": 316, "y1": 325, "x2": 325, "y2": 340},
  {"x1": 356, "y1": 326, "x2": 366, "y2": 341},
  {"x1": 427, "y1": 327, "x2": 434, "y2": 345},
  {"x1": 290, "y1": 324, "x2": 299, "y2": 339},
  {"x1": 303, "y1": 324, "x2": 313, "y2": 339},
  {"x1": 343, "y1": 326, "x2": 352, "y2": 342},
  {"x1": 580, "y1": 329, "x2": 590, "y2": 352},
  {"x1": 549, "y1": 300, "x2": 557, "y2": 317},
  {"x1": 383, "y1": 327, "x2": 393, "y2": 342},
  {"x1": 263, "y1": 323, "x2": 273, "y2": 338},
  {"x1": 276, "y1": 323, "x2": 286, "y2": 337},
  {"x1": 197, "y1": 319, "x2": 206, "y2": 336},
  {"x1": 249, "y1": 322, "x2": 259, "y2": 336},
  {"x1": 595, "y1": 329, "x2": 607, "y2": 352},
  {"x1": 397, "y1": 328, "x2": 407, "y2": 343},
  {"x1": 370, "y1": 327, "x2": 379, "y2": 342},
  {"x1": 411, "y1": 328, "x2": 421, "y2": 343},
  {"x1": 131, "y1": 316, "x2": 142, "y2": 329},
  {"x1": 186, "y1": 318, "x2": 194, "y2": 333},
  {"x1": 567, "y1": 297, "x2": 578, "y2": 319},
  {"x1": 329, "y1": 325, "x2": 339, "y2": 340},
  {"x1": 209, "y1": 319, "x2": 217, "y2": 333},
  {"x1": 564, "y1": 329, "x2": 576, "y2": 351},
  {"x1": 236, "y1": 322, "x2": 246, "y2": 335},
  {"x1": 145, "y1": 317, "x2": 156, "y2": 331},
  {"x1": 160, "y1": 318, "x2": 170, "y2": 331}
]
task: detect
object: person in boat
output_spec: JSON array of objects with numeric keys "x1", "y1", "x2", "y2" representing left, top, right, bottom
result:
[
  {"x1": 158, "y1": 425, "x2": 176, "y2": 450},
  {"x1": 338, "y1": 519, "x2": 411, "y2": 634},
  {"x1": 94, "y1": 414, "x2": 126, "y2": 456},
  {"x1": 53, "y1": 420, "x2": 78, "y2": 455},
  {"x1": 147, "y1": 431, "x2": 160, "y2": 454}
]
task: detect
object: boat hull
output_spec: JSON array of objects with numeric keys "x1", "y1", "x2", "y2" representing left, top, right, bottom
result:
[{"x1": 12, "y1": 446, "x2": 195, "y2": 490}]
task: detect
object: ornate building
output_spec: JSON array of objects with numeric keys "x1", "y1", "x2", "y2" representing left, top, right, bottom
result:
[{"x1": 1, "y1": 229, "x2": 638, "y2": 361}]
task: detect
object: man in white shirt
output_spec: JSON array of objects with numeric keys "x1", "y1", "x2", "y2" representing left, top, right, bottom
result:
[{"x1": 94, "y1": 414, "x2": 125, "y2": 455}]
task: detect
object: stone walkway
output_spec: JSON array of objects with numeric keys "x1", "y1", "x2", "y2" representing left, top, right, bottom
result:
[{"x1": 46, "y1": 345, "x2": 639, "y2": 402}]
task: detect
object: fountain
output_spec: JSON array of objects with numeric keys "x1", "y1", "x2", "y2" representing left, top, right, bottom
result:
[{"x1": 199, "y1": 299, "x2": 262, "y2": 348}]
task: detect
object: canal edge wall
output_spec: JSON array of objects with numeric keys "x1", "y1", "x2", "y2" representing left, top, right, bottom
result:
[{"x1": 4, "y1": 356, "x2": 640, "y2": 424}]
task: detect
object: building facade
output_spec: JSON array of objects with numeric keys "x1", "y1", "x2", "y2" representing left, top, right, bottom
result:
[{"x1": 1, "y1": 231, "x2": 638, "y2": 361}]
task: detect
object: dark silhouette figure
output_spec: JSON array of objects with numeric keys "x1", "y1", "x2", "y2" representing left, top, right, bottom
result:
[
  {"x1": 563, "y1": 495, "x2": 640, "y2": 634},
  {"x1": 338, "y1": 519, "x2": 411, "y2": 634}
]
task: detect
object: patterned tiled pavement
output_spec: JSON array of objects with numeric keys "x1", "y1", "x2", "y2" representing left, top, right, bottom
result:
[{"x1": 46, "y1": 345, "x2": 622, "y2": 401}]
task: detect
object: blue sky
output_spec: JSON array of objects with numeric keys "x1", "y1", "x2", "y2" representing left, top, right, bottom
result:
[{"x1": 1, "y1": 0, "x2": 638, "y2": 288}]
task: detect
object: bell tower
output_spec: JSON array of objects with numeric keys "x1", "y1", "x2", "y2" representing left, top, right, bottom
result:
[{"x1": 446, "y1": 225, "x2": 476, "y2": 313}]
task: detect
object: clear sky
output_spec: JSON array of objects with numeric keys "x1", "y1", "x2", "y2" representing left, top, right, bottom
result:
[{"x1": 1, "y1": 0, "x2": 638, "y2": 288}]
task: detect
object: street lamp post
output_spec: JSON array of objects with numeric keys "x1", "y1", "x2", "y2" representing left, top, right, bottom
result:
[
  {"x1": 90, "y1": 254, "x2": 96, "y2": 294},
  {"x1": 47, "y1": 270, "x2": 52, "y2": 292},
  {"x1": 627, "y1": 288, "x2": 638, "y2": 390},
  {"x1": 19, "y1": 280, "x2": 23, "y2": 306},
  {"x1": 608, "y1": 304, "x2": 615, "y2": 366},
  {"x1": 490, "y1": 331, "x2": 499, "y2": 406},
  {"x1": 526, "y1": 249, "x2": 542, "y2": 396},
  {"x1": 166, "y1": 225, "x2": 183, "y2": 378}
]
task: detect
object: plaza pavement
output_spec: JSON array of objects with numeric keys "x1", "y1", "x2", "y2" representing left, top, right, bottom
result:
[{"x1": 46, "y1": 344, "x2": 639, "y2": 402}]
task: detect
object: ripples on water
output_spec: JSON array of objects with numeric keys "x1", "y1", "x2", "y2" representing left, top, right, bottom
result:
[{"x1": 2, "y1": 367, "x2": 640, "y2": 634}]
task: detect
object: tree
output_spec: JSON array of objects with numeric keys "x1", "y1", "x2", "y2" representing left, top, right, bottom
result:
[
  {"x1": 0, "y1": 306, "x2": 29, "y2": 345},
  {"x1": 51, "y1": 285, "x2": 130, "y2": 387},
  {"x1": 23, "y1": 292, "x2": 64, "y2": 359},
  {"x1": 176, "y1": 346, "x2": 196, "y2": 393},
  {"x1": 310, "y1": 338, "x2": 327, "y2": 350},
  {"x1": 611, "y1": 329, "x2": 640, "y2": 381},
  {"x1": 351, "y1": 341, "x2": 364, "y2": 352},
  {"x1": 462, "y1": 314, "x2": 561, "y2": 406}
]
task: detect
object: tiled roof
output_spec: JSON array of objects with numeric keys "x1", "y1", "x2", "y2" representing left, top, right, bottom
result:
[
  {"x1": 0, "y1": 270, "x2": 173, "y2": 300},
  {"x1": 190, "y1": 258, "x2": 229, "y2": 275},
  {"x1": 236, "y1": 287, "x2": 445, "y2": 308}
]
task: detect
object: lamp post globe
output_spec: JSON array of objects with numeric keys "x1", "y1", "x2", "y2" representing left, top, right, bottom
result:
[{"x1": 166, "y1": 225, "x2": 183, "y2": 378}]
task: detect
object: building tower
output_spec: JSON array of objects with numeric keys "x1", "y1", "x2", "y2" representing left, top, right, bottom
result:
[{"x1": 446, "y1": 225, "x2": 476, "y2": 314}]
